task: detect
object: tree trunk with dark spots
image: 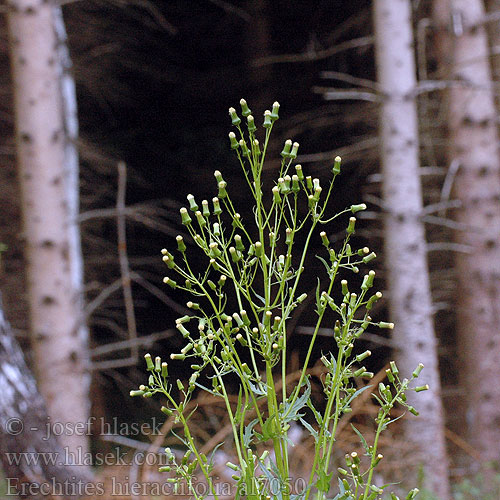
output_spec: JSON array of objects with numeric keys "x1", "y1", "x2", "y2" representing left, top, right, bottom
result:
[
  {"x1": 434, "y1": 0, "x2": 500, "y2": 470},
  {"x1": 0, "y1": 294, "x2": 92, "y2": 498},
  {"x1": 6, "y1": 0, "x2": 90, "y2": 457},
  {"x1": 374, "y1": 0, "x2": 450, "y2": 497}
]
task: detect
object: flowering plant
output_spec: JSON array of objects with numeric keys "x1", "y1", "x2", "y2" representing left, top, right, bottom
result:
[{"x1": 131, "y1": 100, "x2": 425, "y2": 500}]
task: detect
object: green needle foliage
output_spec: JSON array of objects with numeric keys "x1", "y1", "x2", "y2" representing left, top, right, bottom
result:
[{"x1": 131, "y1": 100, "x2": 427, "y2": 500}]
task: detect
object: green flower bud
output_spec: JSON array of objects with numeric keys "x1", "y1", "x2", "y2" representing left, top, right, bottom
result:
[
  {"x1": 361, "y1": 270, "x2": 375, "y2": 290},
  {"x1": 235, "y1": 333, "x2": 247, "y2": 346},
  {"x1": 162, "y1": 254, "x2": 175, "y2": 269},
  {"x1": 415, "y1": 385, "x2": 429, "y2": 392},
  {"x1": 175, "y1": 235, "x2": 186, "y2": 253},
  {"x1": 351, "y1": 203, "x2": 367, "y2": 213},
  {"x1": 239, "y1": 139, "x2": 250, "y2": 157},
  {"x1": 263, "y1": 110, "x2": 272, "y2": 128},
  {"x1": 247, "y1": 115, "x2": 256, "y2": 133},
  {"x1": 195, "y1": 210, "x2": 206, "y2": 228},
  {"x1": 240, "y1": 98, "x2": 252, "y2": 117},
  {"x1": 187, "y1": 194, "x2": 198, "y2": 212},
  {"x1": 378, "y1": 321, "x2": 394, "y2": 329},
  {"x1": 366, "y1": 291, "x2": 382, "y2": 310},
  {"x1": 130, "y1": 390, "x2": 145, "y2": 397},
  {"x1": 201, "y1": 199, "x2": 210, "y2": 217},
  {"x1": 163, "y1": 277, "x2": 177, "y2": 288},
  {"x1": 408, "y1": 406, "x2": 419, "y2": 416},
  {"x1": 285, "y1": 227, "x2": 293, "y2": 245},
  {"x1": 272, "y1": 316, "x2": 281, "y2": 331},
  {"x1": 320, "y1": 231, "x2": 329, "y2": 247},
  {"x1": 347, "y1": 217, "x2": 356, "y2": 235},
  {"x1": 356, "y1": 350, "x2": 371, "y2": 362},
  {"x1": 295, "y1": 163, "x2": 304, "y2": 181},
  {"x1": 228, "y1": 131, "x2": 239, "y2": 149},
  {"x1": 180, "y1": 207, "x2": 192, "y2": 226},
  {"x1": 155, "y1": 356, "x2": 162, "y2": 372},
  {"x1": 270, "y1": 101, "x2": 280, "y2": 121},
  {"x1": 176, "y1": 323, "x2": 190, "y2": 337},
  {"x1": 181, "y1": 343, "x2": 193, "y2": 355},
  {"x1": 232, "y1": 212, "x2": 242, "y2": 228},
  {"x1": 187, "y1": 301, "x2": 200, "y2": 310},
  {"x1": 353, "y1": 366, "x2": 367, "y2": 377},
  {"x1": 212, "y1": 197, "x2": 222, "y2": 215},
  {"x1": 332, "y1": 155, "x2": 341, "y2": 174},
  {"x1": 272, "y1": 186, "x2": 281, "y2": 204},
  {"x1": 306, "y1": 176, "x2": 313, "y2": 190},
  {"x1": 280, "y1": 139, "x2": 292, "y2": 158},
  {"x1": 218, "y1": 181, "x2": 228, "y2": 199},
  {"x1": 254, "y1": 241, "x2": 263, "y2": 257},
  {"x1": 161, "y1": 362, "x2": 168, "y2": 377},
  {"x1": 406, "y1": 489, "x2": 419, "y2": 500},
  {"x1": 226, "y1": 461, "x2": 239, "y2": 471},
  {"x1": 341, "y1": 279, "x2": 349, "y2": 296},
  {"x1": 229, "y1": 106, "x2": 241, "y2": 126},
  {"x1": 362, "y1": 252, "x2": 377, "y2": 263},
  {"x1": 240, "y1": 310, "x2": 250, "y2": 326},
  {"x1": 412, "y1": 363, "x2": 424, "y2": 378},
  {"x1": 390, "y1": 360, "x2": 399, "y2": 375},
  {"x1": 144, "y1": 353, "x2": 154, "y2": 371},
  {"x1": 297, "y1": 293, "x2": 308, "y2": 304},
  {"x1": 292, "y1": 174, "x2": 300, "y2": 192},
  {"x1": 229, "y1": 246, "x2": 241, "y2": 262},
  {"x1": 176, "y1": 379, "x2": 185, "y2": 391},
  {"x1": 209, "y1": 242, "x2": 222, "y2": 258},
  {"x1": 290, "y1": 141, "x2": 299, "y2": 159},
  {"x1": 161, "y1": 406, "x2": 173, "y2": 416}
]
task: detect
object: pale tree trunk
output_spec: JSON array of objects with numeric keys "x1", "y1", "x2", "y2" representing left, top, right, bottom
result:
[
  {"x1": 374, "y1": 1, "x2": 451, "y2": 497},
  {"x1": 0, "y1": 293, "x2": 92, "y2": 498},
  {"x1": 433, "y1": 0, "x2": 500, "y2": 468},
  {"x1": 485, "y1": 0, "x2": 500, "y2": 83},
  {"x1": 7, "y1": 0, "x2": 90, "y2": 456}
]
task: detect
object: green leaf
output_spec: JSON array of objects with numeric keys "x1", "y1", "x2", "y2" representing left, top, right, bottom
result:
[
  {"x1": 283, "y1": 378, "x2": 311, "y2": 424},
  {"x1": 299, "y1": 417, "x2": 318, "y2": 441},
  {"x1": 316, "y1": 469, "x2": 333, "y2": 493},
  {"x1": 243, "y1": 418, "x2": 259, "y2": 448},
  {"x1": 316, "y1": 255, "x2": 331, "y2": 275},
  {"x1": 351, "y1": 424, "x2": 370, "y2": 455},
  {"x1": 306, "y1": 399, "x2": 324, "y2": 426},
  {"x1": 344, "y1": 384, "x2": 372, "y2": 408},
  {"x1": 247, "y1": 379, "x2": 267, "y2": 396}
]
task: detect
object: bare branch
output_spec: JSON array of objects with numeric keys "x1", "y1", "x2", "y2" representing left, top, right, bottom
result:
[
  {"x1": 251, "y1": 35, "x2": 373, "y2": 68},
  {"x1": 440, "y1": 159, "x2": 460, "y2": 216},
  {"x1": 298, "y1": 137, "x2": 379, "y2": 163},
  {"x1": 320, "y1": 71, "x2": 379, "y2": 90},
  {"x1": 117, "y1": 162, "x2": 138, "y2": 361},
  {"x1": 91, "y1": 329, "x2": 174, "y2": 358},
  {"x1": 206, "y1": 0, "x2": 251, "y2": 21},
  {"x1": 313, "y1": 87, "x2": 380, "y2": 102},
  {"x1": 130, "y1": 272, "x2": 190, "y2": 316}
]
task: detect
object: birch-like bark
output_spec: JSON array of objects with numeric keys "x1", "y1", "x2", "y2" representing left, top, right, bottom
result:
[
  {"x1": 374, "y1": 1, "x2": 450, "y2": 497},
  {"x1": 433, "y1": 0, "x2": 500, "y2": 467},
  {"x1": 7, "y1": 0, "x2": 90, "y2": 455},
  {"x1": 0, "y1": 294, "x2": 92, "y2": 498}
]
